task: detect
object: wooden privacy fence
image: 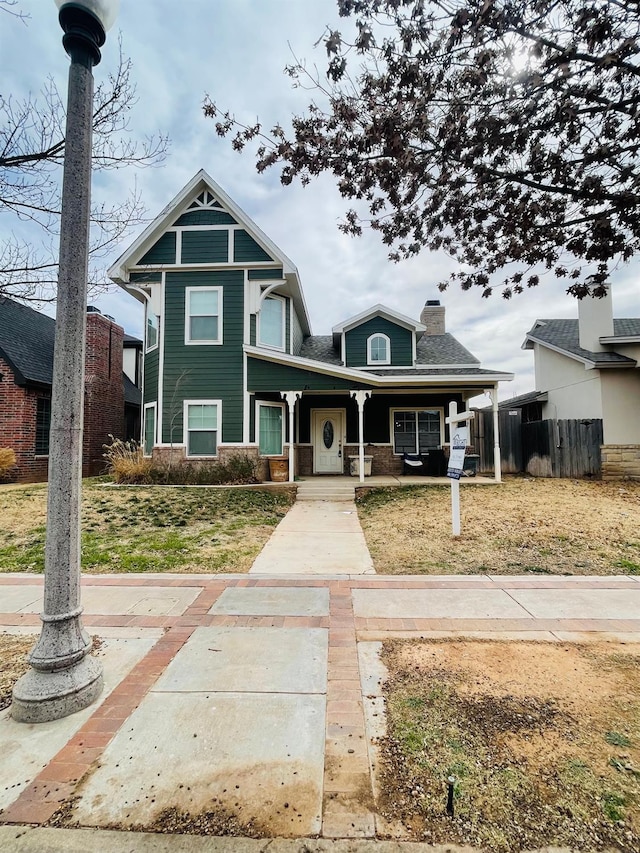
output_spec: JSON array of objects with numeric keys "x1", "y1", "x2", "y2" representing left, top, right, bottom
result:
[{"x1": 471, "y1": 410, "x2": 603, "y2": 478}]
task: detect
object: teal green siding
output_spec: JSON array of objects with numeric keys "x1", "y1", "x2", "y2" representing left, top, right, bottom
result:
[
  {"x1": 131, "y1": 271, "x2": 162, "y2": 283},
  {"x1": 285, "y1": 298, "x2": 291, "y2": 354},
  {"x1": 143, "y1": 349, "x2": 159, "y2": 405},
  {"x1": 234, "y1": 230, "x2": 273, "y2": 262},
  {"x1": 344, "y1": 318, "x2": 413, "y2": 367},
  {"x1": 250, "y1": 315, "x2": 256, "y2": 347},
  {"x1": 139, "y1": 232, "x2": 176, "y2": 265},
  {"x1": 247, "y1": 357, "x2": 373, "y2": 392},
  {"x1": 291, "y1": 308, "x2": 303, "y2": 356},
  {"x1": 162, "y1": 270, "x2": 244, "y2": 445},
  {"x1": 248, "y1": 268, "x2": 283, "y2": 280},
  {"x1": 181, "y1": 230, "x2": 228, "y2": 264},
  {"x1": 174, "y1": 211, "x2": 237, "y2": 226}
]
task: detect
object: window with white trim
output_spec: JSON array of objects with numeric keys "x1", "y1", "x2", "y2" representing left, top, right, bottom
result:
[
  {"x1": 185, "y1": 287, "x2": 222, "y2": 344},
  {"x1": 392, "y1": 409, "x2": 442, "y2": 454},
  {"x1": 258, "y1": 295, "x2": 285, "y2": 350},
  {"x1": 257, "y1": 402, "x2": 284, "y2": 456},
  {"x1": 367, "y1": 333, "x2": 390, "y2": 365},
  {"x1": 184, "y1": 401, "x2": 220, "y2": 456},
  {"x1": 146, "y1": 312, "x2": 158, "y2": 351},
  {"x1": 143, "y1": 403, "x2": 156, "y2": 456}
]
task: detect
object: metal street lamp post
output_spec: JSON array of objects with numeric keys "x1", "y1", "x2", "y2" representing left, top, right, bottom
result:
[{"x1": 11, "y1": 0, "x2": 119, "y2": 723}]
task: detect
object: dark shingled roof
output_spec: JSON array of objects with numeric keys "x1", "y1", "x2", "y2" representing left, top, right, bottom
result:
[
  {"x1": 0, "y1": 297, "x2": 56, "y2": 386},
  {"x1": 416, "y1": 333, "x2": 479, "y2": 365},
  {"x1": 365, "y1": 367, "x2": 511, "y2": 377},
  {"x1": 611, "y1": 319, "x2": 640, "y2": 337},
  {"x1": 298, "y1": 332, "x2": 481, "y2": 369},
  {"x1": 123, "y1": 332, "x2": 143, "y2": 346},
  {"x1": 498, "y1": 390, "x2": 548, "y2": 409},
  {"x1": 0, "y1": 297, "x2": 142, "y2": 404},
  {"x1": 526, "y1": 319, "x2": 637, "y2": 365}
]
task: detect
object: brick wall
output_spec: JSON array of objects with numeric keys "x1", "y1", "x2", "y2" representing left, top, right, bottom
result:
[
  {"x1": 0, "y1": 312, "x2": 127, "y2": 483},
  {"x1": 601, "y1": 444, "x2": 640, "y2": 480},
  {"x1": 343, "y1": 444, "x2": 402, "y2": 476},
  {"x1": 83, "y1": 312, "x2": 125, "y2": 476},
  {"x1": 0, "y1": 356, "x2": 49, "y2": 482}
]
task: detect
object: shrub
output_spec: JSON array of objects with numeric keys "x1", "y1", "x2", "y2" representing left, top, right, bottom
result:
[
  {"x1": 103, "y1": 436, "x2": 152, "y2": 484},
  {"x1": 148, "y1": 454, "x2": 259, "y2": 486},
  {"x1": 0, "y1": 448, "x2": 16, "y2": 481}
]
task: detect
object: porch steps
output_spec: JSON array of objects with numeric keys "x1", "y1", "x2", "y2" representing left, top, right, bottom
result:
[{"x1": 296, "y1": 479, "x2": 356, "y2": 502}]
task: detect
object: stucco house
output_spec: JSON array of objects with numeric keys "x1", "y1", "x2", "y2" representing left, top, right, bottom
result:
[
  {"x1": 519, "y1": 289, "x2": 640, "y2": 479},
  {"x1": 0, "y1": 297, "x2": 142, "y2": 482},
  {"x1": 108, "y1": 171, "x2": 512, "y2": 481}
]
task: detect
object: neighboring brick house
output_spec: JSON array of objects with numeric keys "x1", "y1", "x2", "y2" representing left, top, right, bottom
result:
[{"x1": 0, "y1": 297, "x2": 141, "y2": 482}]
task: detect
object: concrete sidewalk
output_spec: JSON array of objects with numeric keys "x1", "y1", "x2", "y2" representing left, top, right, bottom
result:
[{"x1": 1, "y1": 570, "x2": 639, "y2": 848}]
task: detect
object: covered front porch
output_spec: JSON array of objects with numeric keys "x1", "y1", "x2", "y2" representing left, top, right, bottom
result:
[{"x1": 250, "y1": 386, "x2": 503, "y2": 484}]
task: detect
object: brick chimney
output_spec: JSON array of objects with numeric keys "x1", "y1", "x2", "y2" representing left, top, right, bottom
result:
[
  {"x1": 83, "y1": 309, "x2": 125, "y2": 475},
  {"x1": 578, "y1": 287, "x2": 614, "y2": 352},
  {"x1": 420, "y1": 299, "x2": 446, "y2": 335}
]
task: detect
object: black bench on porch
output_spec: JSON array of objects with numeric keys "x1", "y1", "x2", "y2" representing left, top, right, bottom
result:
[{"x1": 402, "y1": 449, "x2": 447, "y2": 476}]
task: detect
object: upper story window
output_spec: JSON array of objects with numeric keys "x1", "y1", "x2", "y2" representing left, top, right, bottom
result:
[
  {"x1": 258, "y1": 295, "x2": 285, "y2": 350},
  {"x1": 367, "y1": 333, "x2": 390, "y2": 365},
  {"x1": 185, "y1": 286, "x2": 222, "y2": 345},
  {"x1": 146, "y1": 312, "x2": 158, "y2": 352}
]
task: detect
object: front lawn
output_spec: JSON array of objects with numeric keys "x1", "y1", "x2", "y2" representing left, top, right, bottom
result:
[
  {"x1": 0, "y1": 481, "x2": 295, "y2": 574},
  {"x1": 357, "y1": 477, "x2": 640, "y2": 575}
]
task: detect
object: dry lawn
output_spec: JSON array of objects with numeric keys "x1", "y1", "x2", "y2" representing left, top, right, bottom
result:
[
  {"x1": 0, "y1": 634, "x2": 34, "y2": 711},
  {"x1": 357, "y1": 477, "x2": 640, "y2": 575},
  {"x1": 379, "y1": 638, "x2": 640, "y2": 852},
  {"x1": 0, "y1": 481, "x2": 295, "y2": 574}
]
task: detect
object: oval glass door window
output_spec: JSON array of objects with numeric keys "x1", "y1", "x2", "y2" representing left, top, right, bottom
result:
[{"x1": 323, "y1": 420, "x2": 334, "y2": 449}]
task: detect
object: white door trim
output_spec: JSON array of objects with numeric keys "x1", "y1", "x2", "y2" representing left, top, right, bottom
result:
[{"x1": 311, "y1": 408, "x2": 346, "y2": 474}]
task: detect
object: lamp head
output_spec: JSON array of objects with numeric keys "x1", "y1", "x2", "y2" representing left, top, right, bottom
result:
[{"x1": 55, "y1": 1, "x2": 119, "y2": 32}]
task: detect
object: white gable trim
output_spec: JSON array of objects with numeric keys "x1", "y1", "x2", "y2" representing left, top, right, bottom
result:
[{"x1": 332, "y1": 303, "x2": 426, "y2": 335}]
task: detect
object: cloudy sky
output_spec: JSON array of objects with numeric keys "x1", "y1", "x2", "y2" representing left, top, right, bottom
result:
[{"x1": 2, "y1": 0, "x2": 638, "y2": 402}]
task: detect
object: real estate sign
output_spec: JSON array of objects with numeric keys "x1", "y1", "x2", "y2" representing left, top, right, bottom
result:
[{"x1": 447, "y1": 427, "x2": 467, "y2": 480}]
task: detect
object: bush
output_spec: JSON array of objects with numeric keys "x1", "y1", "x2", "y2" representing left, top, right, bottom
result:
[
  {"x1": 103, "y1": 436, "x2": 152, "y2": 484},
  {"x1": 0, "y1": 448, "x2": 16, "y2": 481},
  {"x1": 103, "y1": 436, "x2": 258, "y2": 487}
]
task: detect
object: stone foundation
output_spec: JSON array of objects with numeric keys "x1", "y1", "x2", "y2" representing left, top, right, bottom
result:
[{"x1": 601, "y1": 445, "x2": 640, "y2": 480}]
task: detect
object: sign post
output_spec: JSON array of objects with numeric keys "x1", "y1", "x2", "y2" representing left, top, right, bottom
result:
[{"x1": 445, "y1": 401, "x2": 475, "y2": 536}]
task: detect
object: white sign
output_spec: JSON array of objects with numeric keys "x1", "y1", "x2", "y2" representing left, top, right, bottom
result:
[{"x1": 447, "y1": 426, "x2": 467, "y2": 480}]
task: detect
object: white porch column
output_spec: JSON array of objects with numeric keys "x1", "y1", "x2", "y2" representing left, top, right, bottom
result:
[
  {"x1": 350, "y1": 390, "x2": 372, "y2": 484},
  {"x1": 488, "y1": 384, "x2": 502, "y2": 483},
  {"x1": 282, "y1": 391, "x2": 301, "y2": 483}
]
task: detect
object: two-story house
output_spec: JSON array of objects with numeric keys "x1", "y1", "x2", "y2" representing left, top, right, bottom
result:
[{"x1": 108, "y1": 171, "x2": 512, "y2": 481}]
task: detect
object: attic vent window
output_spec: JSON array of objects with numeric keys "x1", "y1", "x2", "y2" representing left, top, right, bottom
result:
[{"x1": 367, "y1": 333, "x2": 390, "y2": 365}]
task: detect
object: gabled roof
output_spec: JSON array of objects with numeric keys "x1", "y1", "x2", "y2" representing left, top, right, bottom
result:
[
  {"x1": 332, "y1": 304, "x2": 426, "y2": 347},
  {"x1": 601, "y1": 319, "x2": 640, "y2": 344},
  {"x1": 0, "y1": 297, "x2": 55, "y2": 386},
  {"x1": 523, "y1": 319, "x2": 637, "y2": 368},
  {"x1": 107, "y1": 170, "x2": 312, "y2": 336},
  {"x1": 415, "y1": 333, "x2": 480, "y2": 367}
]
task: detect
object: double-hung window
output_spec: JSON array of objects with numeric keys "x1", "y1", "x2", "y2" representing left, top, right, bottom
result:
[
  {"x1": 258, "y1": 402, "x2": 284, "y2": 456},
  {"x1": 184, "y1": 401, "x2": 220, "y2": 457},
  {"x1": 186, "y1": 287, "x2": 222, "y2": 344},
  {"x1": 367, "y1": 333, "x2": 390, "y2": 365},
  {"x1": 392, "y1": 409, "x2": 442, "y2": 454},
  {"x1": 258, "y1": 295, "x2": 285, "y2": 350},
  {"x1": 35, "y1": 397, "x2": 51, "y2": 456}
]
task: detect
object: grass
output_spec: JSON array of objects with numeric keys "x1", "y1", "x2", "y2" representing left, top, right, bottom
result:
[
  {"x1": 0, "y1": 480, "x2": 296, "y2": 574},
  {"x1": 357, "y1": 477, "x2": 640, "y2": 575}
]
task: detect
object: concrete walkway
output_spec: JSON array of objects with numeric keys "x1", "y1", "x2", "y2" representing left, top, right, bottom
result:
[
  {"x1": 250, "y1": 484, "x2": 374, "y2": 574},
  {"x1": 1, "y1": 570, "x2": 639, "y2": 849}
]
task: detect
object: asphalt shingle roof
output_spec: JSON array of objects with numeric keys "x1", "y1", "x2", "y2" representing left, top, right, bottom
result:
[
  {"x1": 0, "y1": 297, "x2": 56, "y2": 385},
  {"x1": 415, "y1": 333, "x2": 480, "y2": 365},
  {"x1": 526, "y1": 319, "x2": 637, "y2": 365},
  {"x1": 298, "y1": 336, "x2": 343, "y2": 365}
]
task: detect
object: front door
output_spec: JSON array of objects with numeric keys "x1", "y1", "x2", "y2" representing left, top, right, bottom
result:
[{"x1": 312, "y1": 410, "x2": 344, "y2": 473}]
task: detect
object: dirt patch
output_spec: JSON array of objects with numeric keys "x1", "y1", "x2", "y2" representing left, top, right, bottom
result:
[
  {"x1": 357, "y1": 477, "x2": 640, "y2": 574},
  {"x1": 378, "y1": 638, "x2": 640, "y2": 852},
  {"x1": 0, "y1": 634, "x2": 34, "y2": 710}
]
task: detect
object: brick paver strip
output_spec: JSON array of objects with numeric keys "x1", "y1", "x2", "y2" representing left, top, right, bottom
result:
[
  {"x1": 0, "y1": 626, "x2": 195, "y2": 827},
  {"x1": 322, "y1": 584, "x2": 375, "y2": 838}
]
